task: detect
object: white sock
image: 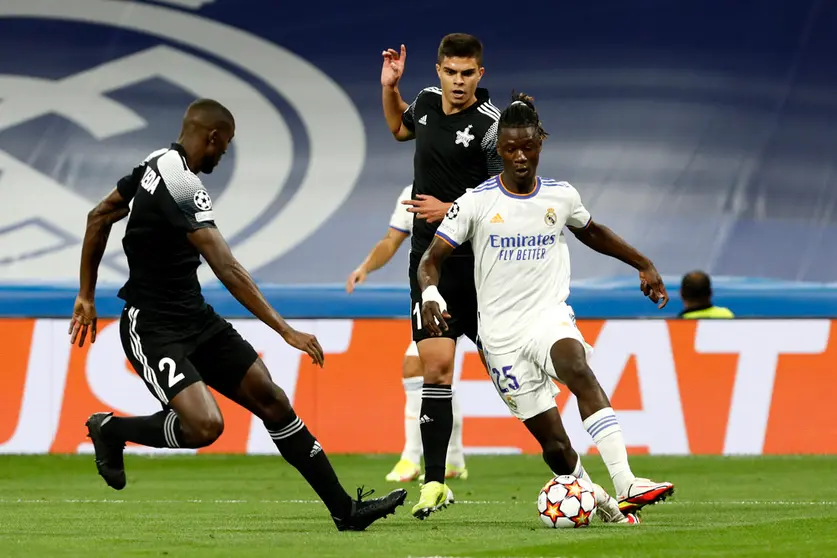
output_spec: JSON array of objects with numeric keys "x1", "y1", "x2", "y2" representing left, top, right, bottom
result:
[
  {"x1": 445, "y1": 389, "x2": 465, "y2": 467},
  {"x1": 400, "y1": 377, "x2": 423, "y2": 464},
  {"x1": 445, "y1": 389, "x2": 465, "y2": 468},
  {"x1": 583, "y1": 407, "x2": 636, "y2": 496},
  {"x1": 572, "y1": 454, "x2": 609, "y2": 506},
  {"x1": 570, "y1": 454, "x2": 594, "y2": 485}
]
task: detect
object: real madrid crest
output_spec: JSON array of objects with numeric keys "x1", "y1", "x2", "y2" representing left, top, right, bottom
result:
[
  {"x1": 504, "y1": 394, "x2": 518, "y2": 411},
  {"x1": 545, "y1": 207, "x2": 557, "y2": 226}
]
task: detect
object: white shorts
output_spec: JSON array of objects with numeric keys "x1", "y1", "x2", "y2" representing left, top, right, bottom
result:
[
  {"x1": 405, "y1": 341, "x2": 419, "y2": 358},
  {"x1": 481, "y1": 304, "x2": 593, "y2": 421}
]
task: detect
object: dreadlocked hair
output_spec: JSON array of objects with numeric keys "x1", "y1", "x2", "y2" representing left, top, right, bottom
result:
[{"x1": 498, "y1": 91, "x2": 548, "y2": 139}]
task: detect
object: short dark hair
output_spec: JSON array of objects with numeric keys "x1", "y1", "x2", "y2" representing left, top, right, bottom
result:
[
  {"x1": 681, "y1": 270, "x2": 712, "y2": 300},
  {"x1": 498, "y1": 92, "x2": 548, "y2": 139},
  {"x1": 437, "y1": 33, "x2": 483, "y2": 65},
  {"x1": 186, "y1": 98, "x2": 235, "y2": 129}
]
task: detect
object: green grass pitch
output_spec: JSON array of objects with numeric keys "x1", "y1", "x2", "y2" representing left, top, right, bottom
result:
[{"x1": 1, "y1": 454, "x2": 836, "y2": 557}]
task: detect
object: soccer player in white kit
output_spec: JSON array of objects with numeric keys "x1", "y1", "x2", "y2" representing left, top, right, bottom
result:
[
  {"x1": 418, "y1": 94, "x2": 675, "y2": 521},
  {"x1": 346, "y1": 185, "x2": 467, "y2": 483}
]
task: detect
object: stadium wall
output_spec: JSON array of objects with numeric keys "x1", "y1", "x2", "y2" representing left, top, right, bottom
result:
[
  {"x1": 2, "y1": 279, "x2": 837, "y2": 319},
  {"x1": 2, "y1": 317, "x2": 836, "y2": 456}
]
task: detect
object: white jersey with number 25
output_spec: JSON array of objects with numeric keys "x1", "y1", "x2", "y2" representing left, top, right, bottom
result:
[{"x1": 434, "y1": 175, "x2": 591, "y2": 354}]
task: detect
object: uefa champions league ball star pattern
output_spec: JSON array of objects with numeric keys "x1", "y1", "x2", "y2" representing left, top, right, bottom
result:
[{"x1": 537, "y1": 475, "x2": 597, "y2": 528}]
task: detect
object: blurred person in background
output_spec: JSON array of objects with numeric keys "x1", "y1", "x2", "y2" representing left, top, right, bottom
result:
[
  {"x1": 346, "y1": 184, "x2": 467, "y2": 484},
  {"x1": 679, "y1": 271, "x2": 734, "y2": 319}
]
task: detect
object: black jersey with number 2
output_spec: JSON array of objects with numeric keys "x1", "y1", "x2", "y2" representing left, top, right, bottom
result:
[
  {"x1": 402, "y1": 87, "x2": 503, "y2": 257},
  {"x1": 114, "y1": 143, "x2": 217, "y2": 317}
]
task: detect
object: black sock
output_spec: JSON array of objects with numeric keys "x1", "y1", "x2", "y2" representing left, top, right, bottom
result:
[
  {"x1": 420, "y1": 384, "x2": 453, "y2": 484},
  {"x1": 102, "y1": 411, "x2": 186, "y2": 449},
  {"x1": 266, "y1": 412, "x2": 352, "y2": 519}
]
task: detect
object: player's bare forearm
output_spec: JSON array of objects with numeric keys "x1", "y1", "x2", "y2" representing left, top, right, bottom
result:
[
  {"x1": 78, "y1": 218, "x2": 110, "y2": 300},
  {"x1": 362, "y1": 231, "x2": 407, "y2": 274},
  {"x1": 571, "y1": 220, "x2": 651, "y2": 270},
  {"x1": 219, "y1": 263, "x2": 293, "y2": 336},
  {"x1": 397, "y1": 94, "x2": 409, "y2": 114},
  {"x1": 189, "y1": 228, "x2": 292, "y2": 337},
  {"x1": 79, "y1": 189, "x2": 130, "y2": 299},
  {"x1": 418, "y1": 237, "x2": 454, "y2": 291},
  {"x1": 382, "y1": 85, "x2": 414, "y2": 141}
]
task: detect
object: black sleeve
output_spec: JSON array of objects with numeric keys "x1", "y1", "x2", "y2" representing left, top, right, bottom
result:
[
  {"x1": 155, "y1": 153, "x2": 216, "y2": 232},
  {"x1": 116, "y1": 165, "x2": 143, "y2": 201},
  {"x1": 482, "y1": 121, "x2": 504, "y2": 176}
]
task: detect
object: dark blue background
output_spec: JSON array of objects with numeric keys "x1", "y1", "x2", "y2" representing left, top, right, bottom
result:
[{"x1": 0, "y1": 0, "x2": 835, "y2": 317}]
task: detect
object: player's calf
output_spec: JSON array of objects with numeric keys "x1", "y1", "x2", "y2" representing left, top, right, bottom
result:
[
  {"x1": 225, "y1": 359, "x2": 408, "y2": 528},
  {"x1": 99, "y1": 385, "x2": 223, "y2": 452},
  {"x1": 549, "y1": 339, "x2": 609, "y2": 418},
  {"x1": 549, "y1": 339, "x2": 675, "y2": 506},
  {"x1": 523, "y1": 408, "x2": 577, "y2": 476},
  {"x1": 415, "y1": 338, "x2": 456, "y2": 485},
  {"x1": 169, "y1": 383, "x2": 225, "y2": 447},
  {"x1": 539, "y1": 437, "x2": 576, "y2": 476},
  {"x1": 263, "y1": 405, "x2": 409, "y2": 529},
  {"x1": 178, "y1": 411, "x2": 224, "y2": 447},
  {"x1": 524, "y1": 409, "x2": 637, "y2": 526}
]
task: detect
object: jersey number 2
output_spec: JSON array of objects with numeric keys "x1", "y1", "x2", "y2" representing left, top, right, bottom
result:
[{"x1": 160, "y1": 357, "x2": 184, "y2": 388}]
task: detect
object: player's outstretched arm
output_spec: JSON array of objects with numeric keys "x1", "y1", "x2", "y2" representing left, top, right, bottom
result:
[
  {"x1": 570, "y1": 220, "x2": 669, "y2": 309},
  {"x1": 79, "y1": 188, "x2": 131, "y2": 300},
  {"x1": 417, "y1": 237, "x2": 455, "y2": 336},
  {"x1": 188, "y1": 228, "x2": 325, "y2": 366},
  {"x1": 346, "y1": 228, "x2": 409, "y2": 293},
  {"x1": 70, "y1": 187, "x2": 132, "y2": 347},
  {"x1": 381, "y1": 45, "x2": 415, "y2": 141}
]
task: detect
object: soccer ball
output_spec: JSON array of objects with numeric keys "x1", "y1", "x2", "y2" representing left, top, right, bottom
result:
[{"x1": 537, "y1": 474, "x2": 597, "y2": 528}]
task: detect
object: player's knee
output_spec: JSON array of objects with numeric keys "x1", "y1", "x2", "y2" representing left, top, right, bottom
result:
[
  {"x1": 568, "y1": 358, "x2": 594, "y2": 382},
  {"x1": 557, "y1": 355, "x2": 598, "y2": 392},
  {"x1": 419, "y1": 353, "x2": 454, "y2": 384},
  {"x1": 416, "y1": 340, "x2": 455, "y2": 384},
  {"x1": 183, "y1": 411, "x2": 224, "y2": 447},
  {"x1": 252, "y1": 383, "x2": 293, "y2": 424},
  {"x1": 402, "y1": 355, "x2": 423, "y2": 379},
  {"x1": 422, "y1": 363, "x2": 453, "y2": 384}
]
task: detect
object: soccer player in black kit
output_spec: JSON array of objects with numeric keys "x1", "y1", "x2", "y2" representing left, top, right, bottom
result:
[
  {"x1": 381, "y1": 33, "x2": 502, "y2": 518},
  {"x1": 68, "y1": 99, "x2": 406, "y2": 531}
]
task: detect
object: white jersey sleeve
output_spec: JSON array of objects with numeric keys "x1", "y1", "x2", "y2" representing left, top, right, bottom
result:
[
  {"x1": 388, "y1": 184, "x2": 414, "y2": 234},
  {"x1": 434, "y1": 191, "x2": 477, "y2": 248},
  {"x1": 566, "y1": 184, "x2": 592, "y2": 229}
]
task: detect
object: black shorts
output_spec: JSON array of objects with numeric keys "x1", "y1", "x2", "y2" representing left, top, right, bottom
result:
[
  {"x1": 119, "y1": 304, "x2": 259, "y2": 408},
  {"x1": 409, "y1": 251, "x2": 479, "y2": 345}
]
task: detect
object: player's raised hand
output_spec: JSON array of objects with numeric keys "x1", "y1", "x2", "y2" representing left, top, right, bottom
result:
[
  {"x1": 381, "y1": 44, "x2": 406, "y2": 87},
  {"x1": 283, "y1": 329, "x2": 325, "y2": 367},
  {"x1": 421, "y1": 301, "x2": 451, "y2": 336},
  {"x1": 402, "y1": 194, "x2": 449, "y2": 223},
  {"x1": 345, "y1": 267, "x2": 367, "y2": 294},
  {"x1": 639, "y1": 266, "x2": 669, "y2": 309},
  {"x1": 69, "y1": 295, "x2": 98, "y2": 348}
]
